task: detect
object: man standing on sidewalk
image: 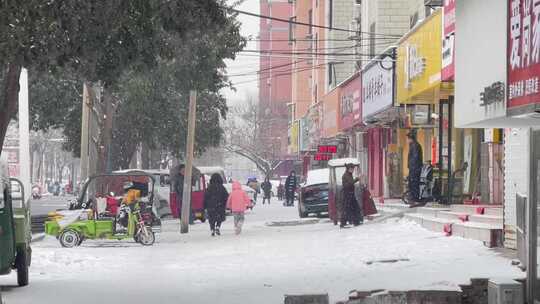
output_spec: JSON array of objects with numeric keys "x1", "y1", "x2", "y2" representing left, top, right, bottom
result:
[
  {"x1": 284, "y1": 171, "x2": 297, "y2": 207},
  {"x1": 407, "y1": 130, "x2": 423, "y2": 202}
]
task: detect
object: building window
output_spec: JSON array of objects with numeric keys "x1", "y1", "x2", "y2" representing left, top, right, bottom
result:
[
  {"x1": 328, "y1": 63, "x2": 336, "y2": 87},
  {"x1": 308, "y1": 9, "x2": 313, "y2": 35},
  {"x1": 313, "y1": 33, "x2": 318, "y2": 63},
  {"x1": 355, "y1": 0, "x2": 361, "y2": 4},
  {"x1": 289, "y1": 16, "x2": 296, "y2": 43},
  {"x1": 369, "y1": 22, "x2": 376, "y2": 58},
  {"x1": 288, "y1": 104, "x2": 296, "y2": 124},
  {"x1": 328, "y1": 0, "x2": 333, "y2": 29}
]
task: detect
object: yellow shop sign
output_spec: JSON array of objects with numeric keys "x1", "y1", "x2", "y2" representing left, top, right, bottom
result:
[
  {"x1": 289, "y1": 120, "x2": 299, "y2": 154},
  {"x1": 397, "y1": 9, "x2": 444, "y2": 104}
]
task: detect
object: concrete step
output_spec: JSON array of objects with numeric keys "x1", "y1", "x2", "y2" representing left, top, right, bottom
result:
[
  {"x1": 375, "y1": 202, "x2": 411, "y2": 213},
  {"x1": 404, "y1": 213, "x2": 503, "y2": 247},
  {"x1": 404, "y1": 213, "x2": 454, "y2": 233},
  {"x1": 452, "y1": 221, "x2": 503, "y2": 247},
  {"x1": 468, "y1": 214, "x2": 503, "y2": 226},
  {"x1": 416, "y1": 207, "x2": 450, "y2": 217},
  {"x1": 436, "y1": 211, "x2": 502, "y2": 225},
  {"x1": 449, "y1": 204, "x2": 503, "y2": 217}
]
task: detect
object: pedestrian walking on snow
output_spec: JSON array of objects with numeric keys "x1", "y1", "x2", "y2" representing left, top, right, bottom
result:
[
  {"x1": 284, "y1": 171, "x2": 297, "y2": 207},
  {"x1": 227, "y1": 181, "x2": 251, "y2": 235},
  {"x1": 247, "y1": 178, "x2": 260, "y2": 203},
  {"x1": 204, "y1": 173, "x2": 229, "y2": 236},
  {"x1": 261, "y1": 177, "x2": 272, "y2": 205}
]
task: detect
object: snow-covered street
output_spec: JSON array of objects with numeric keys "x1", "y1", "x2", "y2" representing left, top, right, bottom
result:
[{"x1": 0, "y1": 199, "x2": 523, "y2": 304}]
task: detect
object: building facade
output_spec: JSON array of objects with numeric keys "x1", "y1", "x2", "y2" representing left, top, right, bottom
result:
[{"x1": 259, "y1": 0, "x2": 293, "y2": 160}]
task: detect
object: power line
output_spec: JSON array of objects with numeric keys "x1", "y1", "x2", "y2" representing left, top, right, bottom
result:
[
  {"x1": 231, "y1": 62, "x2": 332, "y2": 86},
  {"x1": 227, "y1": 59, "x2": 308, "y2": 77},
  {"x1": 240, "y1": 50, "x2": 377, "y2": 57},
  {"x1": 235, "y1": 52, "x2": 386, "y2": 63},
  {"x1": 225, "y1": 6, "x2": 402, "y2": 38},
  {"x1": 248, "y1": 37, "x2": 397, "y2": 42}
]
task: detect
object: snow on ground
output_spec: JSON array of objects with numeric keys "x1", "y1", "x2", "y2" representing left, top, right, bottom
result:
[{"x1": 1, "y1": 198, "x2": 523, "y2": 304}]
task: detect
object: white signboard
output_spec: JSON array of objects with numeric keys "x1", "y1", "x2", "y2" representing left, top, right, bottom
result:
[{"x1": 362, "y1": 56, "x2": 394, "y2": 119}]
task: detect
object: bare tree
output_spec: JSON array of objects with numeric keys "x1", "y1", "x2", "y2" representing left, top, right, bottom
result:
[{"x1": 223, "y1": 97, "x2": 284, "y2": 177}]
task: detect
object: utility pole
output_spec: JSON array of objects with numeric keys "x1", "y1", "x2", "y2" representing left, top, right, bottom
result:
[
  {"x1": 80, "y1": 83, "x2": 91, "y2": 182},
  {"x1": 18, "y1": 68, "x2": 31, "y2": 196},
  {"x1": 527, "y1": 128, "x2": 538, "y2": 304},
  {"x1": 181, "y1": 90, "x2": 197, "y2": 234}
]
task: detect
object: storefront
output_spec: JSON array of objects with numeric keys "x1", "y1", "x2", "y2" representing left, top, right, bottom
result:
[
  {"x1": 396, "y1": 9, "x2": 458, "y2": 203},
  {"x1": 338, "y1": 72, "x2": 366, "y2": 177},
  {"x1": 362, "y1": 48, "x2": 399, "y2": 198}
]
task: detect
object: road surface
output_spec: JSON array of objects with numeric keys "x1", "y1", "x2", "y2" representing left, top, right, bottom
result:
[
  {"x1": 30, "y1": 195, "x2": 72, "y2": 216},
  {"x1": 0, "y1": 198, "x2": 522, "y2": 304}
]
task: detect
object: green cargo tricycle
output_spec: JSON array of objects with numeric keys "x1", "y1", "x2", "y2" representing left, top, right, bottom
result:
[
  {"x1": 0, "y1": 160, "x2": 32, "y2": 286},
  {"x1": 45, "y1": 173, "x2": 158, "y2": 248}
]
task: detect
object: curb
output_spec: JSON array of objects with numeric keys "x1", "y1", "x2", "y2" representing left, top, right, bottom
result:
[{"x1": 266, "y1": 219, "x2": 320, "y2": 227}]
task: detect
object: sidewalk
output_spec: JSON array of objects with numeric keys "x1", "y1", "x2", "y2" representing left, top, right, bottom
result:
[{"x1": 0, "y1": 200, "x2": 524, "y2": 304}]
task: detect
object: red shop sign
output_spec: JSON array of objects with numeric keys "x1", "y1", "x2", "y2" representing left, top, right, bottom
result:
[
  {"x1": 314, "y1": 153, "x2": 332, "y2": 161},
  {"x1": 508, "y1": 0, "x2": 540, "y2": 115},
  {"x1": 317, "y1": 145, "x2": 338, "y2": 154},
  {"x1": 442, "y1": 0, "x2": 455, "y2": 81}
]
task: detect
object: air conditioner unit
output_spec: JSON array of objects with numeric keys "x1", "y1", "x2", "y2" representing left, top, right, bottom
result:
[{"x1": 488, "y1": 278, "x2": 523, "y2": 304}]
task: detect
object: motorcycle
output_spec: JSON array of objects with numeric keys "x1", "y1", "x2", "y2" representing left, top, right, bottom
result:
[{"x1": 46, "y1": 173, "x2": 160, "y2": 247}]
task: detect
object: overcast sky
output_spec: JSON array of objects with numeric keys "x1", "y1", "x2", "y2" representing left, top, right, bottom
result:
[{"x1": 222, "y1": 0, "x2": 260, "y2": 106}]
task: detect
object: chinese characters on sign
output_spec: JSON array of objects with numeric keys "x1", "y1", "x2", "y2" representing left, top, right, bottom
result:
[
  {"x1": 339, "y1": 75, "x2": 361, "y2": 130},
  {"x1": 508, "y1": 0, "x2": 540, "y2": 113},
  {"x1": 442, "y1": 0, "x2": 455, "y2": 81},
  {"x1": 480, "y1": 81, "x2": 506, "y2": 106},
  {"x1": 405, "y1": 44, "x2": 426, "y2": 89},
  {"x1": 340, "y1": 94, "x2": 353, "y2": 116},
  {"x1": 317, "y1": 145, "x2": 338, "y2": 154},
  {"x1": 314, "y1": 153, "x2": 331, "y2": 161},
  {"x1": 362, "y1": 55, "x2": 394, "y2": 120}
]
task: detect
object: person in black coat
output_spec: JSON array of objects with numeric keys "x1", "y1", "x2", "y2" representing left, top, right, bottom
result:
[
  {"x1": 407, "y1": 131, "x2": 423, "y2": 202},
  {"x1": 341, "y1": 163, "x2": 361, "y2": 227},
  {"x1": 284, "y1": 171, "x2": 297, "y2": 207},
  {"x1": 261, "y1": 177, "x2": 272, "y2": 205},
  {"x1": 203, "y1": 173, "x2": 229, "y2": 236}
]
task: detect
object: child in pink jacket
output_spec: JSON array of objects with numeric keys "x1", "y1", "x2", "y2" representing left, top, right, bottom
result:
[{"x1": 227, "y1": 181, "x2": 251, "y2": 235}]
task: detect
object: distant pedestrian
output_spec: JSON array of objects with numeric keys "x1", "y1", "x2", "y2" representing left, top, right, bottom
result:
[
  {"x1": 227, "y1": 181, "x2": 251, "y2": 235},
  {"x1": 247, "y1": 178, "x2": 260, "y2": 202},
  {"x1": 261, "y1": 177, "x2": 272, "y2": 204},
  {"x1": 285, "y1": 171, "x2": 297, "y2": 207},
  {"x1": 277, "y1": 183, "x2": 284, "y2": 201},
  {"x1": 341, "y1": 163, "x2": 361, "y2": 227},
  {"x1": 204, "y1": 173, "x2": 229, "y2": 236}
]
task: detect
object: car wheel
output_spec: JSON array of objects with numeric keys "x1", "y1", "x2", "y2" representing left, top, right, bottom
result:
[
  {"x1": 59, "y1": 229, "x2": 80, "y2": 248},
  {"x1": 16, "y1": 247, "x2": 29, "y2": 286}
]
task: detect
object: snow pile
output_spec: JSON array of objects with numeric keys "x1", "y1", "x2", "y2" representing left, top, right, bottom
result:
[{"x1": 0, "y1": 199, "x2": 523, "y2": 304}]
